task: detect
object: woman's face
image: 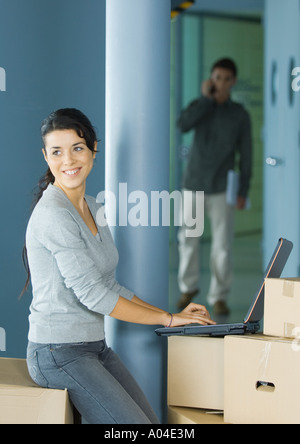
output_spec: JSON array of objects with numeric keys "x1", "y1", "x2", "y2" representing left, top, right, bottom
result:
[{"x1": 43, "y1": 129, "x2": 97, "y2": 193}]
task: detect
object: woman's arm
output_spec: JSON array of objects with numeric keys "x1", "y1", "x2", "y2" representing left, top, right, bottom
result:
[
  {"x1": 131, "y1": 295, "x2": 167, "y2": 313},
  {"x1": 110, "y1": 296, "x2": 216, "y2": 328}
]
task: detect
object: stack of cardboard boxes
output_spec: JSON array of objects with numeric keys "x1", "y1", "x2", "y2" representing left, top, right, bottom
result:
[
  {"x1": 167, "y1": 336, "x2": 228, "y2": 424},
  {"x1": 168, "y1": 278, "x2": 300, "y2": 425},
  {"x1": 224, "y1": 277, "x2": 300, "y2": 424}
]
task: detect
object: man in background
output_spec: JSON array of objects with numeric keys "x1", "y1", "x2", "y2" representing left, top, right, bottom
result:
[{"x1": 177, "y1": 58, "x2": 252, "y2": 316}]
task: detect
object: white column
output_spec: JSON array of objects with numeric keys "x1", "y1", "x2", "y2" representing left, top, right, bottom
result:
[{"x1": 106, "y1": 0, "x2": 171, "y2": 421}]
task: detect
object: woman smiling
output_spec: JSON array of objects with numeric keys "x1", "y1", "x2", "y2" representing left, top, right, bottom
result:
[{"x1": 24, "y1": 108, "x2": 214, "y2": 424}]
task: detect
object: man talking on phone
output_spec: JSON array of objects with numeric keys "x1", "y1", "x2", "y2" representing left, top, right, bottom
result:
[{"x1": 177, "y1": 58, "x2": 253, "y2": 316}]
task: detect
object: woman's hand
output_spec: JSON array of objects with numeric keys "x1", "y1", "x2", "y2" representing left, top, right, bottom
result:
[{"x1": 169, "y1": 303, "x2": 216, "y2": 328}]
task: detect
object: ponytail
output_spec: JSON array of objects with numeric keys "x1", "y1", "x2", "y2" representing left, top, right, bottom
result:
[
  {"x1": 33, "y1": 167, "x2": 55, "y2": 210},
  {"x1": 19, "y1": 168, "x2": 55, "y2": 299}
]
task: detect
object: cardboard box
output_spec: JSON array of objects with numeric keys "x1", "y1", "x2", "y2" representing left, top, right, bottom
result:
[
  {"x1": 168, "y1": 336, "x2": 224, "y2": 411},
  {"x1": 224, "y1": 335, "x2": 300, "y2": 424},
  {"x1": 264, "y1": 278, "x2": 300, "y2": 339},
  {"x1": 168, "y1": 406, "x2": 228, "y2": 425},
  {"x1": 0, "y1": 358, "x2": 74, "y2": 424}
]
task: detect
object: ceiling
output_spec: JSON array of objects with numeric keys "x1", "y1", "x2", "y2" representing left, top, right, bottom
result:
[{"x1": 188, "y1": 0, "x2": 264, "y2": 16}]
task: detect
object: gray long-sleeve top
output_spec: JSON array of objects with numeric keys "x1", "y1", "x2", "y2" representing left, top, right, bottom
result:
[
  {"x1": 178, "y1": 96, "x2": 252, "y2": 198},
  {"x1": 26, "y1": 184, "x2": 134, "y2": 344}
]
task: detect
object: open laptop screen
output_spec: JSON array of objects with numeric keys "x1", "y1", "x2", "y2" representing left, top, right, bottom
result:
[{"x1": 244, "y1": 238, "x2": 293, "y2": 324}]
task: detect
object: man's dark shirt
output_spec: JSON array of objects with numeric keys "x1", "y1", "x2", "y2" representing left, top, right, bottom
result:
[{"x1": 178, "y1": 96, "x2": 252, "y2": 198}]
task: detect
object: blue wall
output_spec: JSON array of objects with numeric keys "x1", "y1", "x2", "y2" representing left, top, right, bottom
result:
[
  {"x1": 0, "y1": 0, "x2": 106, "y2": 358},
  {"x1": 263, "y1": 0, "x2": 300, "y2": 274}
]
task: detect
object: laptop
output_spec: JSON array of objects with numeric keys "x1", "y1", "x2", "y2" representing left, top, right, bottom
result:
[{"x1": 155, "y1": 238, "x2": 293, "y2": 338}]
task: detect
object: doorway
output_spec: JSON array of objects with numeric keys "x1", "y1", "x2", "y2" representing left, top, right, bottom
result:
[{"x1": 169, "y1": 11, "x2": 264, "y2": 319}]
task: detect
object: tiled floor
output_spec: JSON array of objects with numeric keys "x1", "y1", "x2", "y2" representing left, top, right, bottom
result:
[{"x1": 168, "y1": 233, "x2": 263, "y2": 324}]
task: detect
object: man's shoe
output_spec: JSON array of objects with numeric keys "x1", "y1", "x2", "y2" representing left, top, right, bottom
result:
[
  {"x1": 177, "y1": 289, "x2": 199, "y2": 311},
  {"x1": 213, "y1": 300, "x2": 230, "y2": 316}
]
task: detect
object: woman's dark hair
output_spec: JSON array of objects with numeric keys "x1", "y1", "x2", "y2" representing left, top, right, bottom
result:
[
  {"x1": 20, "y1": 108, "x2": 98, "y2": 298},
  {"x1": 36, "y1": 108, "x2": 98, "y2": 204}
]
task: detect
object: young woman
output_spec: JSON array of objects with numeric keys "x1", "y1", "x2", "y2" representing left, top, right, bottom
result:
[{"x1": 24, "y1": 108, "x2": 215, "y2": 424}]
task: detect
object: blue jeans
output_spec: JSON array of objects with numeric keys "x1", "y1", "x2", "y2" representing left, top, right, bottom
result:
[{"x1": 27, "y1": 340, "x2": 160, "y2": 424}]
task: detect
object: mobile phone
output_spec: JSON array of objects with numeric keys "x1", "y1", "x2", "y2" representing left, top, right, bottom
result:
[{"x1": 210, "y1": 84, "x2": 216, "y2": 95}]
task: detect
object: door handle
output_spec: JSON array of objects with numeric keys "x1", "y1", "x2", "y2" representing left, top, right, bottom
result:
[{"x1": 266, "y1": 157, "x2": 284, "y2": 167}]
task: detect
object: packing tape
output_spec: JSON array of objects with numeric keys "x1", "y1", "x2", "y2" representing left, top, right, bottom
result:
[
  {"x1": 259, "y1": 342, "x2": 272, "y2": 382},
  {"x1": 284, "y1": 322, "x2": 296, "y2": 338},
  {"x1": 283, "y1": 280, "x2": 295, "y2": 298}
]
